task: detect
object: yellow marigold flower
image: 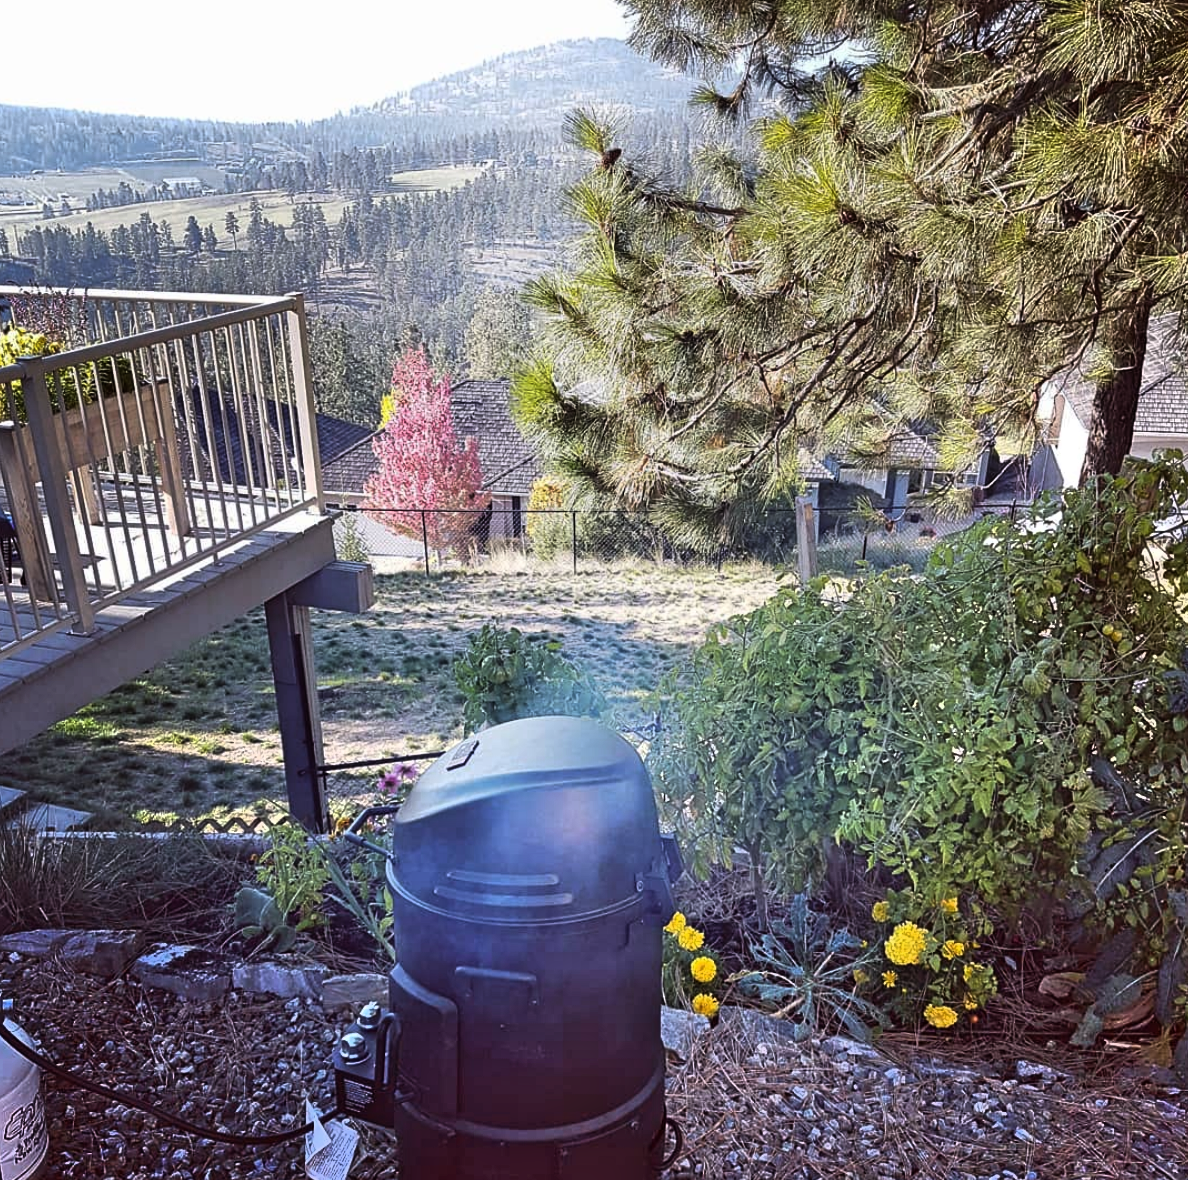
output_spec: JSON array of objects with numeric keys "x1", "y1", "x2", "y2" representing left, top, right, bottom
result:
[
  {"x1": 871, "y1": 900, "x2": 890, "y2": 922},
  {"x1": 963, "y1": 996, "x2": 979, "y2": 1010},
  {"x1": 940, "y1": 897, "x2": 959, "y2": 915},
  {"x1": 690, "y1": 956, "x2": 717, "y2": 984},
  {"x1": 664, "y1": 911, "x2": 687, "y2": 935},
  {"x1": 691, "y1": 993, "x2": 719, "y2": 1018},
  {"x1": 885, "y1": 921, "x2": 929, "y2": 966},
  {"x1": 853, "y1": 969, "x2": 869, "y2": 985},
  {"x1": 963, "y1": 962, "x2": 983, "y2": 984},
  {"x1": 882, "y1": 971, "x2": 897, "y2": 989},
  {"x1": 924, "y1": 1004, "x2": 959, "y2": 1029},
  {"x1": 678, "y1": 926, "x2": 705, "y2": 952},
  {"x1": 941, "y1": 940, "x2": 965, "y2": 960}
]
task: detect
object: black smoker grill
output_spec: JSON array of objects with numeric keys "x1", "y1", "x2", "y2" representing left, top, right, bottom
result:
[{"x1": 336, "y1": 715, "x2": 681, "y2": 1179}]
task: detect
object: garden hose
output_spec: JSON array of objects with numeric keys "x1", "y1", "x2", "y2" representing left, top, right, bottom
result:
[{"x1": 0, "y1": 1018, "x2": 325, "y2": 1147}]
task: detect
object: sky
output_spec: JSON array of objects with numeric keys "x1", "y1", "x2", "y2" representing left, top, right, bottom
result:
[{"x1": 9, "y1": 0, "x2": 634, "y2": 123}]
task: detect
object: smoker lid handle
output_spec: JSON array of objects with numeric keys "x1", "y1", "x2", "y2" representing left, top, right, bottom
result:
[{"x1": 341, "y1": 804, "x2": 403, "y2": 859}]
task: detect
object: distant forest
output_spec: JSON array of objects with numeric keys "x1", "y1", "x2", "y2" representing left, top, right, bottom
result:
[{"x1": 0, "y1": 39, "x2": 706, "y2": 425}]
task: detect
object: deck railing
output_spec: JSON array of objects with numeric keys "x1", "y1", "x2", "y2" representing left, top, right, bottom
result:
[{"x1": 0, "y1": 286, "x2": 325, "y2": 659}]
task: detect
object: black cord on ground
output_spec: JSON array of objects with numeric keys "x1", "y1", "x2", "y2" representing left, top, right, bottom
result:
[{"x1": 0, "y1": 1018, "x2": 320, "y2": 1147}]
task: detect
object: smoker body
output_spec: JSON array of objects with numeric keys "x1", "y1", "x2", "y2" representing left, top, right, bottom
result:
[{"x1": 339, "y1": 716, "x2": 677, "y2": 1179}]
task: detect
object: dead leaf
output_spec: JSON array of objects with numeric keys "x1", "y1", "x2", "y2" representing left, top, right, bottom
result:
[{"x1": 1039, "y1": 971, "x2": 1085, "y2": 1000}]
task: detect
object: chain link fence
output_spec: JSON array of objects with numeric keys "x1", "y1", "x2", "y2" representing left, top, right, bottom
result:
[{"x1": 333, "y1": 502, "x2": 997, "y2": 576}]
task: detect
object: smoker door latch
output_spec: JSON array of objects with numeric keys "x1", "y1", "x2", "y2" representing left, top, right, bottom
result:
[
  {"x1": 637, "y1": 834, "x2": 682, "y2": 926},
  {"x1": 660, "y1": 833, "x2": 683, "y2": 884}
]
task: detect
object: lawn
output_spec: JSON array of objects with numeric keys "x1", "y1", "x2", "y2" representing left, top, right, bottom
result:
[
  {"x1": 0, "y1": 166, "x2": 483, "y2": 238},
  {"x1": 0, "y1": 562, "x2": 782, "y2": 828}
]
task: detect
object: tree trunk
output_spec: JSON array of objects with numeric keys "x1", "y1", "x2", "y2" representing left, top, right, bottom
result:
[{"x1": 1080, "y1": 292, "x2": 1153, "y2": 481}]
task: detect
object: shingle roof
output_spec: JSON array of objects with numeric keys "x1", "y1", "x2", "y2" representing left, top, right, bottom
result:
[
  {"x1": 320, "y1": 378, "x2": 543, "y2": 499},
  {"x1": 829, "y1": 419, "x2": 944, "y2": 472},
  {"x1": 177, "y1": 387, "x2": 372, "y2": 491},
  {"x1": 1054, "y1": 313, "x2": 1188, "y2": 437},
  {"x1": 450, "y1": 379, "x2": 542, "y2": 496}
]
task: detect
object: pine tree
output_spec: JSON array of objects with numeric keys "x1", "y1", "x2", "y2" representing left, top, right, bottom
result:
[
  {"x1": 513, "y1": 1, "x2": 1188, "y2": 549},
  {"x1": 363, "y1": 348, "x2": 490, "y2": 556},
  {"x1": 464, "y1": 287, "x2": 532, "y2": 379}
]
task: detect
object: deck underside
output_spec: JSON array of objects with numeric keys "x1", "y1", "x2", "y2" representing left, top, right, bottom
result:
[{"x1": 0, "y1": 509, "x2": 336, "y2": 756}]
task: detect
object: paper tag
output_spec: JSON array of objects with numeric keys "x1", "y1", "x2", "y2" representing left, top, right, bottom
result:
[{"x1": 305, "y1": 1100, "x2": 359, "y2": 1180}]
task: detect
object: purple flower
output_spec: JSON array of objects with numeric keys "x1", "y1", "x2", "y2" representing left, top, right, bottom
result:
[{"x1": 377, "y1": 762, "x2": 420, "y2": 795}]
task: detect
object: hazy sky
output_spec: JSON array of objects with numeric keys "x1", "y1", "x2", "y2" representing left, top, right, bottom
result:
[{"x1": 10, "y1": 1, "x2": 634, "y2": 123}]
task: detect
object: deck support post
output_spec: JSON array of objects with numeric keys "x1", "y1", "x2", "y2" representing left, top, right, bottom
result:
[{"x1": 265, "y1": 589, "x2": 327, "y2": 833}]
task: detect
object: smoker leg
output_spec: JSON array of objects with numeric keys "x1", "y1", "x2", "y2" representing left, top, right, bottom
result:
[{"x1": 265, "y1": 590, "x2": 327, "y2": 832}]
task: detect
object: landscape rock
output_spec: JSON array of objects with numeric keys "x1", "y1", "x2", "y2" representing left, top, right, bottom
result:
[
  {"x1": 320, "y1": 972, "x2": 387, "y2": 1011},
  {"x1": 0, "y1": 929, "x2": 73, "y2": 958},
  {"x1": 719, "y1": 1005, "x2": 809, "y2": 1048},
  {"x1": 232, "y1": 960, "x2": 328, "y2": 1000},
  {"x1": 661, "y1": 1004, "x2": 711, "y2": 1058},
  {"x1": 1014, "y1": 1058, "x2": 1066, "y2": 1087},
  {"x1": 819, "y1": 1034, "x2": 884, "y2": 1061},
  {"x1": 131, "y1": 944, "x2": 231, "y2": 1003},
  {"x1": 59, "y1": 930, "x2": 146, "y2": 977}
]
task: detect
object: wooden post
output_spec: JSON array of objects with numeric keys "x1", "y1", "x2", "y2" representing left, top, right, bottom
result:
[
  {"x1": 795, "y1": 495, "x2": 818, "y2": 584},
  {"x1": 285, "y1": 292, "x2": 325, "y2": 514},
  {"x1": 0, "y1": 421, "x2": 53, "y2": 601},
  {"x1": 265, "y1": 589, "x2": 327, "y2": 832},
  {"x1": 20, "y1": 357, "x2": 94, "y2": 633},
  {"x1": 571, "y1": 510, "x2": 578, "y2": 575}
]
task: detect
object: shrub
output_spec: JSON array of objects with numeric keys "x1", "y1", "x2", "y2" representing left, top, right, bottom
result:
[
  {"x1": 0, "y1": 324, "x2": 135, "y2": 421},
  {"x1": 453, "y1": 624, "x2": 606, "y2": 733},
  {"x1": 335, "y1": 512, "x2": 371, "y2": 564}
]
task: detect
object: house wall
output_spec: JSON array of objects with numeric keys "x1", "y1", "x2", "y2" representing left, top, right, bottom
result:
[
  {"x1": 1131, "y1": 434, "x2": 1188, "y2": 462},
  {"x1": 1051, "y1": 397, "x2": 1090, "y2": 488},
  {"x1": 488, "y1": 494, "x2": 525, "y2": 541}
]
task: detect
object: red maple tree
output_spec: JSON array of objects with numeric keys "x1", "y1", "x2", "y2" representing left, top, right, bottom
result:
[{"x1": 363, "y1": 349, "x2": 489, "y2": 555}]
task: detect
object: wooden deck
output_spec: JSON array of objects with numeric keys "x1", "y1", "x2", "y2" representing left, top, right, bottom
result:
[{"x1": 0, "y1": 504, "x2": 335, "y2": 756}]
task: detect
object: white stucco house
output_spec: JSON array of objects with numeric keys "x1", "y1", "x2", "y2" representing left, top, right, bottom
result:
[{"x1": 1037, "y1": 315, "x2": 1188, "y2": 488}]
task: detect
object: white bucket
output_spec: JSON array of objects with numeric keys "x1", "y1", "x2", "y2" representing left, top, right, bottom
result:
[{"x1": 0, "y1": 1019, "x2": 47, "y2": 1180}]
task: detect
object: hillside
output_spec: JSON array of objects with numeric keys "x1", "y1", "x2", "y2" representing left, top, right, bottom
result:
[
  {"x1": 0, "y1": 40, "x2": 699, "y2": 173},
  {"x1": 373, "y1": 38, "x2": 697, "y2": 123}
]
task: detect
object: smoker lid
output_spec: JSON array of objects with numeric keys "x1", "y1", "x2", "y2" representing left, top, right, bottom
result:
[{"x1": 396, "y1": 716, "x2": 641, "y2": 825}]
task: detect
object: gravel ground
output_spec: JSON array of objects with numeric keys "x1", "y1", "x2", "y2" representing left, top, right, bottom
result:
[{"x1": 3, "y1": 957, "x2": 1187, "y2": 1180}]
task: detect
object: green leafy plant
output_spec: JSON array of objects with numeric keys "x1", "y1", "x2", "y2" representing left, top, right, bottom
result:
[
  {"x1": 238, "y1": 823, "x2": 329, "y2": 946},
  {"x1": 318, "y1": 839, "x2": 396, "y2": 963},
  {"x1": 0, "y1": 324, "x2": 134, "y2": 420},
  {"x1": 734, "y1": 894, "x2": 887, "y2": 1042},
  {"x1": 335, "y1": 512, "x2": 371, "y2": 564},
  {"x1": 453, "y1": 624, "x2": 606, "y2": 733},
  {"x1": 233, "y1": 886, "x2": 299, "y2": 954}
]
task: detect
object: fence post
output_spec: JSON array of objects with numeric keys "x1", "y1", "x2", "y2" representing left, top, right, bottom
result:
[
  {"x1": 795, "y1": 495, "x2": 818, "y2": 584},
  {"x1": 421, "y1": 510, "x2": 430, "y2": 576},
  {"x1": 20, "y1": 356, "x2": 95, "y2": 634},
  {"x1": 571, "y1": 510, "x2": 578, "y2": 575}
]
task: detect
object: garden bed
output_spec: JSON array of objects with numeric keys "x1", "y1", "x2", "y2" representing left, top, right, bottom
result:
[{"x1": 2, "y1": 955, "x2": 1184, "y2": 1180}]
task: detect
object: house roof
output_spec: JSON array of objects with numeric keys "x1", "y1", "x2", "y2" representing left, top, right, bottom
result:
[
  {"x1": 450, "y1": 378, "x2": 542, "y2": 496},
  {"x1": 320, "y1": 377, "x2": 542, "y2": 499},
  {"x1": 1055, "y1": 313, "x2": 1188, "y2": 437},
  {"x1": 177, "y1": 386, "x2": 371, "y2": 490},
  {"x1": 830, "y1": 420, "x2": 944, "y2": 472}
]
